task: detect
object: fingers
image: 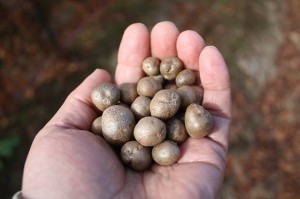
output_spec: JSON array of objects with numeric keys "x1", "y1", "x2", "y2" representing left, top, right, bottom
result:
[
  {"x1": 150, "y1": 21, "x2": 179, "y2": 59},
  {"x1": 116, "y1": 22, "x2": 200, "y2": 84},
  {"x1": 199, "y1": 46, "x2": 231, "y2": 148},
  {"x1": 115, "y1": 23, "x2": 150, "y2": 84},
  {"x1": 199, "y1": 46, "x2": 231, "y2": 120},
  {"x1": 176, "y1": 30, "x2": 205, "y2": 70},
  {"x1": 46, "y1": 69, "x2": 112, "y2": 130}
]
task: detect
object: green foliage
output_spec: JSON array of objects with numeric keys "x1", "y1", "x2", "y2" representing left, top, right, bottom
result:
[{"x1": 0, "y1": 136, "x2": 20, "y2": 172}]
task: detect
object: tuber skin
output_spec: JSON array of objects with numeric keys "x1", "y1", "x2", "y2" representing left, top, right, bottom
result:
[
  {"x1": 121, "y1": 141, "x2": 152, "y2": 171},
  {"x1": 131, "y1": 96, "x2": 151, "y2": 120},
  {"x1": 119, "y1": 83, "x2": 138, "y2": 105},
  {"x1": 142, "y1": 57, "x2": 160, "y2": 76},
  {"x1": 102, "y1": 105, "x2": 135, "y2": 145},
  {"x1": 176, "y1": 69, "x2": 196, "y2": 87},
  {"x1": 91, "y1": 116, "x2": 103, "y2": 136},
  {"x1": 152, "y1": 140, "x2": 180, "y2": 166},
  {"x1": 137, "y1": 77, "x2": 162, "y2": 97},
  {"x1": 192, "y1": 86, "x2": 204, "y2": 105},
  {"x1": 134, "y1": 116, "x2": 166, "y2": 147},
  {"x1": 150, "y1": 89, "x2": 181, "y2": 120},
  {"x1": 160, "y1": 57, "x2": 183, "y2": 80},
  {"x1": 166, "y1": 118, "x2": 188, "y2": 144},
  {"x1": 176, "y1": 85, "x2": 197, "y2": 109},
  {"x1": 91, "y1": 83, "x2": 120, "y2": 111},
  {"x1": 185, "y1": 103, "x2": 213, "y2": 138}
]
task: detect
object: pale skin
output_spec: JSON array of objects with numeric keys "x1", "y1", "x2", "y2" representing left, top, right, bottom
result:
[{"x1": 22, "y1": 21, "x2": 232, "y2": 199}]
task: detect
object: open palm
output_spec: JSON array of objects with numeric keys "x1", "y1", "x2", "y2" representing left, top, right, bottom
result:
[{"x1": 22, "y1": 22, "x2": 231, "y2": 199}]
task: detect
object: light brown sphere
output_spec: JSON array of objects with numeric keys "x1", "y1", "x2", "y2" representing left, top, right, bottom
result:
[
  {"x1": 91, "y1": 83, "x2": 120, "y2": 111},
  {"x1": 164, "y1": 83, "x2": 178, "y2": 91},
  {"x1": 152, "y1": 75, "x2": 165, "y2": 85},
  {"x1": 121, "y1": 141, "x2": 152, "y2": 171},
  {"x1": 176, "y1": 85, "x2": 197, "y2": 109},
  {"x1": 150, "y1": 89, "x2": 181, "y2": 120},
  {"x1": 176, "y1": 69, "x2": 196, "y2": 87},
  {"x1": 160, "y1": 57, "x2": 183, "y2": 80},
  {"x1": 134, "y1": 116, "x2": 166, "y2": 147},
  {"x1": 130, "y1": 96, "x2": 151, "y2": 119},
  {"x1": 91, "y1": 116, "x2": 102, "y2": 136},
  {"x1": 166, "y1": 118, "x2": 188, "y2": 144},
  {"x1": 152, "y1": 141, "x2": 180, "y2": 166},
  {"x1": 119, "y1": 83, "x2": 138, "y2": 105},
  {"x1": 192, "y1": 86, "x2": 204, "y2": 104},
  {"x1": 137, "y1": 77, "x2": 162, "y2": 97},
  {"x1": 142, "y1": 57, "x2": 160, "y2": 76},
  {"x1": 102, "y1": 105, "x2": 135, "y2": 145},
  {"x1": 185, "y1": 103, "x2": 213, "y2": 138}
]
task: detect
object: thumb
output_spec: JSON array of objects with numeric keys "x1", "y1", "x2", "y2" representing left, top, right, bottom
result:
[{"x1": 46, "y1": 69, "x2": 112, "y2": 130}]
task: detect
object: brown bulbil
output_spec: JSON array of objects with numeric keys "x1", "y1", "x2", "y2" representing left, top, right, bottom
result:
[
  {"x1": 150, "y1": 89, "x2": 181, "y2": 120},
  {"x1": 119, "y1": 83, "x2": 138, "y2": 105},
  {"x1": 166, "y1": 118, "x2": 188, "y2": 144},
  {"x1": 160, "y1": 57, "x2": 183, "y2": 80},
  {"x1": 121, "y1": 141, "x2": 152, "y2": 171},
  {"x1": 176, "y1": 85, "x2": 197, "y2": 109},
  {"x1": 134, "y1": 116, "x2": 166, "y2": 147},
  {"x1": 142, "y1": 57, "x2": 160, "y2": 76},
  {"x1": 164, "y1": 83, "x2": 178, "y2": 91},
  {"x1": 176, "y1": 69, "x2": 196, "y2": 87},
  {"x1": 137, "y1": 77, "x2": 162, "y2": 97},
  {"x1": 131, "y1": 96, "x2": 151, "y2": 119},
  {"x1": 152, "y1": 75, "x2": 165, "y2": 85},
  {"x1": 192, "y1": 86, "x2": 204, "y2": 104},
  {"x1": 185, "y1": 103, "x2": 213, "y2": 138},
  {"x1": 91, "y1": 83, "x2": 120, "y2": 111},
  {"x1": 152, "y1": 140, "x2": 180, "y2": 166},
  {"x1": 102, "y1": 105, "x2": 135, "y2": 145},
  {"x1": 91, "y1": 116, "x2": 102, "y2": 136}
]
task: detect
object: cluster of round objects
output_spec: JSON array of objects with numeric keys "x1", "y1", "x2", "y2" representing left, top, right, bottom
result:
[{"x1": 91, "y1": 56, "x2": 213, "y2": 171}]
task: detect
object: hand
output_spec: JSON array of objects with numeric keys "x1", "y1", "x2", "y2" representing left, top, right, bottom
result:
[{"x1": 22, "y1": 21, "x2": 231, "y2": 199}]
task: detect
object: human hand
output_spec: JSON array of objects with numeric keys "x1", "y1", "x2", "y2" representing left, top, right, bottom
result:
[{"x1": 22, "y1": 21, "x2": 231, "y2": 199}]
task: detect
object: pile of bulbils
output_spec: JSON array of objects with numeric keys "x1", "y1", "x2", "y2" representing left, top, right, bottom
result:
[{"x1": 90, "y1": 56, "x2": 213, "y2": 171}]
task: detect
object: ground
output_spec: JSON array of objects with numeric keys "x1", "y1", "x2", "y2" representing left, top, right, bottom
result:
[{"x1": 0, "y1": 0, "x2": 299, "y2": 198}]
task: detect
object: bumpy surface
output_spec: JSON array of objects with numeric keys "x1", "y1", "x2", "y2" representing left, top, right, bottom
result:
[
  {"x1": 166, "y1": 118, "x2": 188, "y2": 143},
  {"x1": 134, "y1": 116, "x2": 166, "y2": 147},
  {"x1": 119, "y1": 83, "x2": 138, "y2": 105},
  {"x1": 142, "y1": 57, "x2": 160, "y2": 76},
  {"x1": 91, "y1": 56, "x2": 213, "y2": 170},
  {"x1": 121, "y1": 141, "x2": 152, "y2": 171},
  {"x1": 176, "y1": 69, "x2": 196, "y2": 87},
  {"x1": 137, "y1": 77, "x2": 163, "y2": 97},
  {"x1": 102, "y1": 105, "x2": 135, "y2": 145},
  {"x1": 160, "y1": 57, "x2": 183, "y2": 80},
  {"x1": 152, "y1": 141, "x2": 181, "y2": 166},
  {"x1": 91, "y1": 83, "x2": 120, "y2": 111},
  {"x1": 150, "y1": 89, "x2": 181, "y2": 120},
  {"x1": 185, "y1": 103, "x2": 213, "y2": 138},
  {"x1": 91, "y1": 116, "x2": 102, "y2": 136},
  {"x1": 131, "y1": 96, "x2": 151, "y2": 119}
]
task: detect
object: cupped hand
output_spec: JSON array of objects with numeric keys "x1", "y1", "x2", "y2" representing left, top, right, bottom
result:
[{"x1": 22, "y1": 22, "x2": 231, "y2": 199}]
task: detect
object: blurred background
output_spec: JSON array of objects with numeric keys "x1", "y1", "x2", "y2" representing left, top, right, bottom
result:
[{"x1": 0, "y1": 0, "x2": 299, "y2": 198}]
